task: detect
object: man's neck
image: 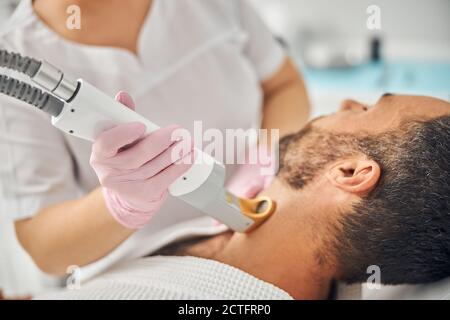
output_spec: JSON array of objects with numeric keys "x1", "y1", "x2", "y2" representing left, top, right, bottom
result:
[
  {"x1": 214, "y1": 179, "x2": 334, "y2": 299},
  {"x1": 150, "y1": 178, "x2": 336, "y2": 299}
]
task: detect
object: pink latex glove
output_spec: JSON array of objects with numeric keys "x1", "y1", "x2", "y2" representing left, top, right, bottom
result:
[
  {"x1": 226, "y1": 144, "x2": 277, "y2": 199},
  {"x1": 90, "y1": 91, "x2": 194, "y2": 229}
]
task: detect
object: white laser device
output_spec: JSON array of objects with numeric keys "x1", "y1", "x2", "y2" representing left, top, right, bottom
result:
[{"x1": 0, "y1": 51, "x2": 275, "y2": 232}]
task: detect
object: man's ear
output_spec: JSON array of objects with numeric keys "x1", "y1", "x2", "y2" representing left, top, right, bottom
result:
[{"x1": 325, "y1": 157, "x2": 381, "y2": 196}]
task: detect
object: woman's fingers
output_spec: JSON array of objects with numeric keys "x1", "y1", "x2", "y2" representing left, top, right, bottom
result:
[
  {"x1": 146, "y1": 151, "x2": 195, "y2": 189},
  {"x1": 111, "y1": 124, "x2": 183, "y2": 169},
  {"x1": 89, "y1": 90, "x2": 194, "y2": 228},
  {"x1": 92, "y1": 122, "x2": 147, "y2": 159},
  {"x1": 91, "y1": 91, "x2": 141, "y2": 158},
  {"x1": 118, "y1": 138, "x2": 194, "y2": 180},
  {"x1": 115, "y1": 91, "x2": 136, "y2": 111}
]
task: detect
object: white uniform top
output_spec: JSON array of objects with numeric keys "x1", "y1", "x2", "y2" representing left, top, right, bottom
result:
[{"x1": 0, "y1": 0, "x2": 285, "y2": 280}]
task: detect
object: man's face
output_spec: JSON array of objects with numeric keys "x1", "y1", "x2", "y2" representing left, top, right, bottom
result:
[
  {"x1": 277, "y1": 94, "x2": 450, "y2": 191},
  {"x1": 277, "y1": 95, "x2": 450, "y2": 285},
  {"x1": 311, "y1": 94, "x2": 450, "y2": 134}
]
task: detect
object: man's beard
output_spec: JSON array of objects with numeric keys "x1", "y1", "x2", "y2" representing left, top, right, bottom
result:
[{"x1": 277, "y1": 123, "x2": 362, "y2": 190}]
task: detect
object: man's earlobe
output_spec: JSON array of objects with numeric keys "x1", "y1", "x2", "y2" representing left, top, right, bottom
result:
[{"x1": 326, "y1": 158, "x2": 381, "y2": 196}]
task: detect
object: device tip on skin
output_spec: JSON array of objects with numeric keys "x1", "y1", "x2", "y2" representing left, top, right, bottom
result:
[{"x1": 238, "y1": 196, "x2": 277, "y2": 233}]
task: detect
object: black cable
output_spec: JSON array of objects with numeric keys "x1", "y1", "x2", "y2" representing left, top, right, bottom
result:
[
  {"x1": 0, "y1": 74, "x2": 64, "y2": 117},
  {"x1": 0, "y1": 49, "x2": 41, "y2": 77}
]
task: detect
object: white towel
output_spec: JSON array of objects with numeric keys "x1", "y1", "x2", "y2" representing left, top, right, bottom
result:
[{"x1": 36, "y1": 256, "x2": 293, "y2": 300}]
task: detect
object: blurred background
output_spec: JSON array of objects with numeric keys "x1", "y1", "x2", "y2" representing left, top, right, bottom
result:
[
  {"x1": 248, "y1": 0, "x2": 450, "y2": 116},
  {"x1": 1, "y1": 0, "x2": 59, "y2": 297},
  {"x1": 0, "y1": 0, "x2": 449, "y2": 296}
]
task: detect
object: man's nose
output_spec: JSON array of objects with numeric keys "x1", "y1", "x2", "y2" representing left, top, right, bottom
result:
[{"x1": 339, "y1": 99, "x2": 369, "y2": 112}]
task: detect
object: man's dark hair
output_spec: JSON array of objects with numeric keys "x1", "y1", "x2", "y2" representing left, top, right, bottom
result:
[{"x1": 278, "y1": 115, "x2": 450, "y2": 285}]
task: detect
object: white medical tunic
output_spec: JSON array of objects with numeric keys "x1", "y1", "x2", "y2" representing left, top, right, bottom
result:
[{"x1": 0, "y1": 0, "x2": 285, "y2": 279}]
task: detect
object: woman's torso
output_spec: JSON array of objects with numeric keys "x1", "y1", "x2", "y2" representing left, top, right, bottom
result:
[{"x1": 0, "y1": 0, "x2": 275, "y2": 280}]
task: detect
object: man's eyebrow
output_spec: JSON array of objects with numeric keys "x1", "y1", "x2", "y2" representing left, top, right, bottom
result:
[{"x1": 382, "y1": 93, "x2": 394, "y2": 98}]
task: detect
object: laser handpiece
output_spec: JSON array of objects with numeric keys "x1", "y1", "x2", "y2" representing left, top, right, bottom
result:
[{"x1": 0, "y1": 50, "x2": 276, "y2": 233}]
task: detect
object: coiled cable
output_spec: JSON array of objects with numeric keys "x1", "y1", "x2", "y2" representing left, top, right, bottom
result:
[
  {"x1": 0, "y1": 74, "x2": 63, "y2": 116},
  {"x1": 0, "y1": 49, "x2": 41, "y2": 77}
]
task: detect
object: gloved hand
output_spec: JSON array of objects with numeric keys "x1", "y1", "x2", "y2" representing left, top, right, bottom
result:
[
  {"x1": 90, "y1": 91, "x2": 194, "y2": 229},
  {"x1": 226, "y1": 144, "x2": 276, "y2": 199}
]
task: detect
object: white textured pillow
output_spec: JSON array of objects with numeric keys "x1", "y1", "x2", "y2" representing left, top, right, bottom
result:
[
  {"x1": 362, "y1": 278, "x2": 450, "y2": 300},
  {"x1": 337, "y1": 278, "x2": 450, "y2": 300}
]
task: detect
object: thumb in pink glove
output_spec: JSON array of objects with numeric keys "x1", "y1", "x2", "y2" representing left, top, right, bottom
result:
[
  {"x1": 226, "y1": 144, "x2": 277, "y2": 199},
  {"x1": 90, "y1": 91, "x2": 194, "y2": 229}
]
